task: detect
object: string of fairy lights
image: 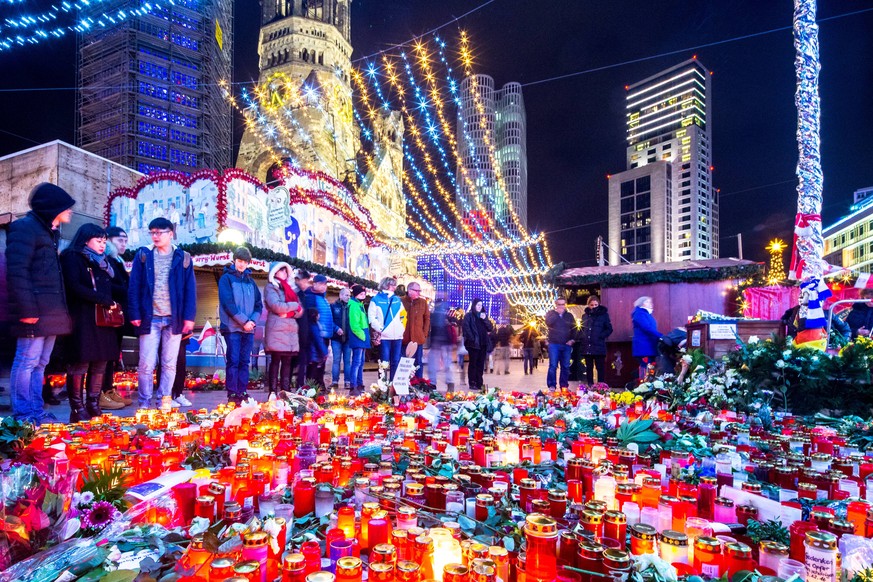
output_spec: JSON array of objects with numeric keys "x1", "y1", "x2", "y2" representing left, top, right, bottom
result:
[{"x1": 227, "y1": 31, "x2": 557, "y2": 315}]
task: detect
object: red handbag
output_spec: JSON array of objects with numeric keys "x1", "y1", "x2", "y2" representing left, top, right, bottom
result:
[{"x1": 89, "y1": 268, "x2": 124, "y2": 328}]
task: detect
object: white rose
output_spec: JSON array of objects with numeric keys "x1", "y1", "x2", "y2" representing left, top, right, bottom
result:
[
  {"x1": 653, "y1": 380, "x2": 664, "y2": 389},
  {"x1": 748, "y1": 336, "x2": 759, "y2": 344},
  {"x1": 775, "y1": 360, "x2": 786, "y2": 369},
  {"x1": 493, "y1": 411, "x2": 502, "y2": 421}
]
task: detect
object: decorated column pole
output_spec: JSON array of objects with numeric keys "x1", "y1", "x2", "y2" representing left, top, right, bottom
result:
[
  {"x1": 790, "y1": 0, "x2": 824, "y2": 281},
  {"x1": 789, "y1": 0, "x2": 832, "y2": 348}
]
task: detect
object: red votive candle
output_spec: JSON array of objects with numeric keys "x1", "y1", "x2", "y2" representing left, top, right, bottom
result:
[{"x1": 173, "y1": 482, "x2": 197, "y2": 525}]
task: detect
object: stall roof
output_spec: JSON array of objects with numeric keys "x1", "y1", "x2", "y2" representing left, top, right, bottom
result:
[{"x1": 556, "y1": 258, "x2": 763, "y2": 288}]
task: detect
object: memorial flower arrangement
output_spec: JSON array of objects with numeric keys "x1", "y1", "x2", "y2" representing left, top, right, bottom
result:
[{"x1": 449, "y1": 390, "x2": 521, "y2": 432}]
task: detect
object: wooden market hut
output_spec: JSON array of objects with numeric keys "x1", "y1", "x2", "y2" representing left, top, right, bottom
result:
[{"x1": 554, "y1": 258, "x2": 765, "y2": 387}]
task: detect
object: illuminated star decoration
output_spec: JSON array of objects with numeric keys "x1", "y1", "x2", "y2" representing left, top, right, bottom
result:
[{"x1": 767, "y1": 239, "x2": 787, "y2": 284}]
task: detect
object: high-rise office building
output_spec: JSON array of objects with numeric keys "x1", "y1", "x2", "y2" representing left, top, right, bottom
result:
[
  {"x1": 77, "y1": 0, "x2": 233, "y2": 174},
  {"x1": 823, "y1": 186, "x2": 873, "y2": 273},
  {"x1": 608, "y1": 58, "x2": 718, "y2": 264},
  {"x1": 456, "y1": 75, "x2": 528, "y2": 239}
]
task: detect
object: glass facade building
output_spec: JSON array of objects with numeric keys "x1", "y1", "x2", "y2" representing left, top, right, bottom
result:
[
  {"x1": 77, "y1": 0, "x2": 233, "y2": 174},
  {"x1": 608, "y1": 58, "x2": 718, "y2": 264}
]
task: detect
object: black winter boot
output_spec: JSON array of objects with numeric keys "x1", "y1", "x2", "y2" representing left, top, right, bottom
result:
[
  {"x1": 85, "y1": 370, "x2": 104, "y2": 418},
  {"x1": 67, "y1": 374, "x2": 89, "y2": 423}
]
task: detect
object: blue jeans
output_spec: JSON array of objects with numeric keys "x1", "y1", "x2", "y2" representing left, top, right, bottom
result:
[
  {"x1": 330, "y1": 340, "x2": 352, "y2": 384},
  {"x1": 380, "y1": 339, "x2": 402, "y2": 381},
  {"x1": 138, "y1": 317, "x2": 183, "y2": 407},
  {"x1": 350, "y1": 348, "x2": 366, "y2": 387},
  {"x1": 405, "y1": 342, "x2": 424, "y2": 378},
  {"x1": 225, "y1": 331, "x2": 254, "y2": 397},
  {"x1": 10, "y1": 335, "x2": 56, "y2": 424},
  {"x1": 547, "y1": 343, "x2": 572, "y2": 389},
  {"x1": 522, "y1": 347, "x2": 535, "y2": 374}
]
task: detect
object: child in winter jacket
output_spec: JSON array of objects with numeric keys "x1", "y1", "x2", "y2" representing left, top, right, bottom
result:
[{"x1": 306, "y1": 308, "x2": 328, "y2": 388}]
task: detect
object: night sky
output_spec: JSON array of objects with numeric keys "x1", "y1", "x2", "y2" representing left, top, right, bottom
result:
[{"x1": 1, "y1": 0, "x2": 872, "y2": 268}]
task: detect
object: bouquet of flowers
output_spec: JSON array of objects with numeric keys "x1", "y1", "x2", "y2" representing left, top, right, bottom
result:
[{"x1": 448, "y1": 391, "x2": 521, "y2": 433}]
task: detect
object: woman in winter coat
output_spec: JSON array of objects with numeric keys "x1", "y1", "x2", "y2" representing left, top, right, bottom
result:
[
  {"x1": 462, "y1": 298, "x2": 494, "y2": 393},
  {"x1": 60, "y1": 224, "x2": 123, "y2": 422},
  {"x1": 263, "y1": 262, "x2": 303, "y2": 395},
  {"x1": 347, "y1": 285, "x2": 371, "y2": 396},
  {"x1": 631, "y1": 296, "x2": 663, "y2": 379},
  {"x1": 578, "y1": 295, "x2": 613, "y2": 386}
]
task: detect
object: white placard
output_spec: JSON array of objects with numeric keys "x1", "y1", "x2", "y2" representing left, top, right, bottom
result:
[
  {"x1": 709, "y1": 323, "x2": 738, "y2": 340},
  {"x1": 392, "y1": 357, "x2": 416, "y2": 395}
]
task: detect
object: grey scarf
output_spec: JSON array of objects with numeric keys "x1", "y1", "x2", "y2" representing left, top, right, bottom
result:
[{"x1": 83, "y1": 247, "x2": 115, "y2": 279}]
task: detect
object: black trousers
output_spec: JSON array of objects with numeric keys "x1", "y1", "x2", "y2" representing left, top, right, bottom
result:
[
  {"x1": 268, "y1": 352, "x2": 295, "y2": 393},
  {"x1": 583, "y1": 354, "x2": 605, "y2": 386},
  {"x1": 467, "y1": 348, "x2": 487, "y2": 390}
]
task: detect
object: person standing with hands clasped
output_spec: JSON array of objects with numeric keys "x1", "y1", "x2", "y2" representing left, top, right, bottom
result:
[
  {"x1": 545, "y1": 297, "x2": 576, "y2": 391},
  {"x1": 462, "y1": 298, "x2": 494, "y2": 393},
  {"x1": 128, "y1": 217, "x2": 196, "y2": 411},
  {"x1": 218, "y1": 247, "x2": 263, "y2": 405},
  {"x1": 263, "y1": 262, "x2": 302, "y2": 396},
  {"x1": 7, "y1": 184, "x2": 76, "y2": 424}
]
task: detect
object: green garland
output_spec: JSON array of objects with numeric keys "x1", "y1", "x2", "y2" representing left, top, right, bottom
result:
[
  {"x1": 123, "y1": 242, "x2": 378, "y2": 288},
  {"x1": 556, "y1": 263, "x2": 764, "y2": 288}
]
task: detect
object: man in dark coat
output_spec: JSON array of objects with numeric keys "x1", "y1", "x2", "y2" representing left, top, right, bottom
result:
[
  {"x1": 847, "y1": 289, "x2": 873, "y2": 339},
  {"x1": 7, "y1": 183, "x2": 75, "y2": 424}
]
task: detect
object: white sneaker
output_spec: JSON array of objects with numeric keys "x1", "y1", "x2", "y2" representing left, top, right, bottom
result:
[{"x1": 174, "y1": 395, "x2": 192, "y2": 407}]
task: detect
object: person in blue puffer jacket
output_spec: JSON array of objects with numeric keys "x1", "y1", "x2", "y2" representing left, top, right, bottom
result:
[
  {"x1": 218, "y1": 247, "x2": 263, "y2": 404},
  {"x1": 367, "y1": 277, "x2": 407, "y2": 381}
]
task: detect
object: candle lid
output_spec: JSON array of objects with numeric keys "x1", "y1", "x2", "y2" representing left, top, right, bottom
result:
[
  {"x1": 659, "y1": 530, "x2": 688, "y2": 546},
  {"x1": 604, "y1": 510, "x2": 627, "y2": 524},
  {"x1": 397, "y1": 560, "x2": 420, "y2": 573},
  {"x1": 695, "y1": 536, "x2": 722, "y2": 551},
  {"x1": 602, "y1": 549, "x2": 631, "y2": 566},
  {"x1": 398, "y1": 505, "x2": 416, "y2": 517},
  {"x1": 488, "y1": 545, "x2": 509, "y2": 561},
  {"x1": 196, "y1": 495, "x2": 215, "y2": 504},
  {"x1": 305, "y1": 573, "x2": 336, "y2": 582},
  {"x1": 629, "y1": 523, "x2": 657, "y2": 540},
  {"x1": 524, "y1": 513, "x2": 558, "y2": 538},
  {"x1": 584, "y1": 500, "x2": 608, "y2": 513},
  {"x1": 373, "y1": 543, "x2": 397, "y2": 557},
  {"x1": 580, "y1": 509, "x2": 603, "y2": 524},
  {"x1": 473, "y1": 563, "x2": 496, "y2": 576},
  {"x1": 444, "y1": 563, "x2": 469, "y2": 575},
  {"x1": 805, "y1": 530, "x2": 837, "y2": 549},
  {"x1": 283, "y1": 553, "x2": 306, "y2": 570},
  {"x1": 243, "y1": 531, "x2": 269, "y2": 547},
  {"x1": 700, "y1": 476, "x2": 718, "y2": 485},
  {"x1": 759, "y1": 541, "x2": 789, "y2": 555},
  {"x1": 725, "y1": 542, "x2": 752, "y2": 557},
  {"x1": 233, "y1": 560, "x2": 261, "y2": 574},
  {"x1": 211, "y1": 557, "x2": 235, "y2": 569},
  {"x1": 548, "y1": 489, "x2": 567, "y2": 502},
  {"x1": 336, "y1": 556, "x2": 362, "y2": 572},
  {"x1": 224, "y1": 578, "x2": 249, "y2": 582},
  {"x1": 368, "y1": 562, "x2": 394, "y2": 573},
  {"x1": 714, "y1": 497, "x2": 734, "y2": 507}
]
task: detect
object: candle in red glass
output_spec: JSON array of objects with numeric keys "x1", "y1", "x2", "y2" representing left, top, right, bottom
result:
[
  {"x1": 604, "y1": 511, "x2": 628, "y2": 550},
  {"x1": 300, "y1": 540, "x2": 322, "y2": 575},
  {"x1": 173, "y1": 482, "x2": 197, "y2": 525},
  {"x1": 789, "y1": 520, "x2": 818, "y2": 561},
  {"x1": 337, "y1": 506, "x2": 356, "y2": 539},
  {"x1": 368, "y1": 517, "x2": 390, "y2": 548},
  {"x1": 548, "y1": 490, "x2": 568, "y2": 520},
  {"x1": 513, "y1": 467, "x2": 529, "y2": 483},
  {"x1": 282, "y1": 553, "x2": 307, "y2": 582},
  {"x1": 698, "y1": 476, "x2": 716, "y2": 520},
  {"x1": 195, "y1": 495, "x2": 216, "y2": 523},
  {"x1": 566, "y1": 459, "x2": 583, "y2": 482},
  {"x1": 525, "y1": 514, "x2": 559, "y2": 582},
  {"x1": 567, "y1": 479, "x2": 583, "y2": 504},
  {"x1": 294, "y1": 480, "x2": 315, "y2": 518},
  {"x1": 580, "y1": 461, "x2": 596, "y2": 501}
]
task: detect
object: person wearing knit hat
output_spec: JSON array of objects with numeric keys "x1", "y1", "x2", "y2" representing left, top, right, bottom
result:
[
  {"x1": 7, "y1": 183, "x2": 76, "y2": 424},
  {"x1": 347, "y1": 285, "x2": 370, "y2": 394}
]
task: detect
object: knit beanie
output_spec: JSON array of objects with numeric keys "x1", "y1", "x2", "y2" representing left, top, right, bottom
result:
[{"x1": 29, "y1": 183, "x2": 75, "y2": 223}]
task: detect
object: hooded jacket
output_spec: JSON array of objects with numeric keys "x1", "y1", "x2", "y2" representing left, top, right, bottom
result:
[
  {"x1": 6, "y1": 183, "x2": 75, "y2": 338},
  {"x1": 303, "y1": 288, "x2": 335, "y2": 339},
  {"x1": 368, "y1": 290, "x2": 407, "y2": 341},
  {"x1": 578, "y1": 305, "x2": 613, "y2": 356},
  {"x1": 263, "y1": 262, "x2": 302, "y2": 353},
  {"x1": 218, "y1": 264, "x2": 263, "y2": 334},
  {"x1": 348, "y1": 297, "x2": 371, "y2": 349},
  {"x1": 462, "y1": 299, "x2": 494, "y2": 351}
]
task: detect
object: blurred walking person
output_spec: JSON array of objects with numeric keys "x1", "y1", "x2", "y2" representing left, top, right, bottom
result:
[{"x1": 428, "y1": 296, "x2": 456, "y2": 392}]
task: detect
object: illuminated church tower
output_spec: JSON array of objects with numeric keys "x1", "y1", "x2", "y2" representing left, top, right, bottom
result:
[{"x1": 236, "y1": 0, "x2": 406, "y2": 244}]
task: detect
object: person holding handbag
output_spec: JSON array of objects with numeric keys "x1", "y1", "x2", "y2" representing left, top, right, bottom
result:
[{"x1": 60, "y1": 224, "x2": 123, "y2": 421}]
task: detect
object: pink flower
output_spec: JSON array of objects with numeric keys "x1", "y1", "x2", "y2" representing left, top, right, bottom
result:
[{"x1": 82, "y1": 501, "x2": 120, "y2": 531}]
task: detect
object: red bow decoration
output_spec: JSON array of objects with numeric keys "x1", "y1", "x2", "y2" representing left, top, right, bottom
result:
[{"x1": 789, "y1": 212, "x2": 822, "y2": 279}]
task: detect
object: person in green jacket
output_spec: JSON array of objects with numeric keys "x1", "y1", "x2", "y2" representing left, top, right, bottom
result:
[{"x1": 347, "y1": 285, "x2": 371, "y2": 395}]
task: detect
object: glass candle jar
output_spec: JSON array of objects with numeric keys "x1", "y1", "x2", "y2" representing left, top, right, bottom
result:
[
  {"x1": 659, "y1": 530, "x2": 689, "y2": 565},
  {"x1": 641, "y1": 477, "x2": 662, "y2": 508},
  {"x1": 736, "y1": 504, "x2": 758, "y2": 527},
  {"x1": 395, "y1": 560, "x2": 421, "y2": 582},
  {"x1": 368, "y1": 515, "x2": 390, "y2": 548},
  {"x1": 630, "y1": 523, "x2": 658, "y2": 556},
  {"x1": 397, "y1": 505, "x2": 418, "y2": 530},
  {"x1": 476, "y1": 494, "x2": 495, "y2": 521},
  {"x1": 693, "y1": 536, "x2": 723, "y2": 578},
  {"x1": 293, "y1": 480, "x2": 315, "y2": 518},
  {"x1": 698, "y1": 476, "x2": 717, "y2": 520},
  {"x1": 210, "y1": 557, "x2": 235, "y2": 582},
  {"x1": 789, "y1": 520, "x2": 819, "y2": 561},
  {"x1": 371, "y1": 543, "x2": 397, "y2": 566},
  {"x1": 603, "y1": 549, "x2": 632, "y2": 580},
  {"x1": 758, "y1": 541, "x2": 789, "y2": 574},
  {"x1": 577, "y1": 539, "x2": 605, "y2": 578},
  {"x1": 604, "y1": 511, "x2": 628, "y2": 550},
  {"x1": 367, "y1": 563, "x2": 394, "y2": 582},
  {"x1": 488, "y1": 546, "x2": 509, "y2": 582},
  {"x1": 524, "y1": 514, "x2": 559, "y2": 582},
  {"x1": 580, "y1": 509, "x2": 604, "y2": 538},
  {"x1": 713, "y1": 497, "x2": 736, "y2": 524},
  {"x1": 548, "y1": 489, "x2": 568, "y2": 520},
  {"x1": 723, "y1": 542, "x2": 756, "y2": 578},
  {"x1": 282, "y1": 553, "x2": 307, "y2": 582},
  {"x1": 804, "y1": 531, "x2": 839, "y2": 582},
  {"x1": 242, "y1": 532, "x2": 269, "y2": 582},
  {"x1": 315, "y1": 485, "x2": 335, "y2": 518},
  {"x1": 443, "y1": 563, "x2": 470, "y2": 582},
  {"x1": 196, "y1": 495, "x2": 216, "y2": 522},
  {"x1": 233, "y1": 560, "x2": 261, "y2": 582},
  {"x1": 335, "y1": 557, "x2": 363, "y2": 582}
]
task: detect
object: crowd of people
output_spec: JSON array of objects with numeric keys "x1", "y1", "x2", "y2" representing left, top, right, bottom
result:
[{"x1": 5, "y1": 183, "x2": 679, "y2": 426}]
